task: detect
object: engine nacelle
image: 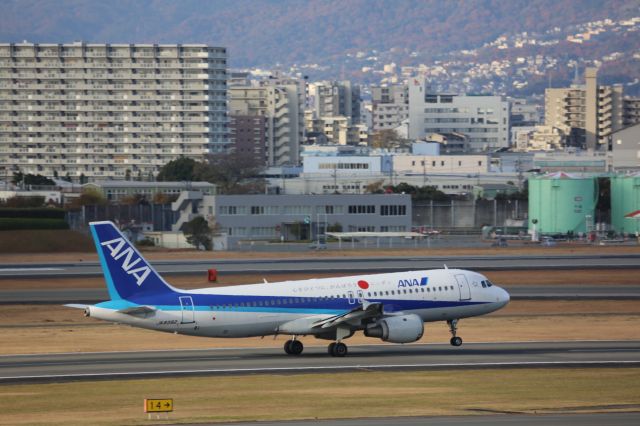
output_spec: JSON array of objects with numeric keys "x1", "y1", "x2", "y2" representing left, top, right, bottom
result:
[{"x1": 364, "y1": 314, "x2": 424, "y2": 343}]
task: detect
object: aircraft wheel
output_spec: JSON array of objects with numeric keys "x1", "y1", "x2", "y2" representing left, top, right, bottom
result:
[
  {"x1": 332, "y1": 342, "x2": 348, "y2": 357},
  {"x1": 327, "y1": 342, "x2": 336, "y2": 355},
  {"x1": 450, "y1": 336, "x2": 463, "y2": 347},
  {"x1": 284, "y1": 340, "x2": 293, "y2": 354},
  {"x1": 289, "y1": 340, "x2": 304, "y2": 355}
]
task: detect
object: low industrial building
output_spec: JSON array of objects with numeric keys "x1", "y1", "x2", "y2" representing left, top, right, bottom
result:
[
  {"x1": 84, "y1": 180, "x2": 216, "y2": 202},
  {"x1": 171, "y1": 192, "x2": 412, "y2": 248}
]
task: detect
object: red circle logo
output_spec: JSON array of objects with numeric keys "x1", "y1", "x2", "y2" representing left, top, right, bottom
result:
[{"x1": 357, "y1": 280, "x2": 369, "y2": 290}]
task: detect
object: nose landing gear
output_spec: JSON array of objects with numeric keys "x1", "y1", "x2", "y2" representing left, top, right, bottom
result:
[{"x1": 448, "y1": 319, "x2": 463, "y2": 346}]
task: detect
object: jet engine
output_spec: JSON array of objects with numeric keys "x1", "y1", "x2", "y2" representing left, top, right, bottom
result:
[{"x1": 364, "y1": 314, "x2": 424, "y2": 343}]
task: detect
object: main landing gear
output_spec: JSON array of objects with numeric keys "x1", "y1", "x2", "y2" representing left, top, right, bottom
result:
[
  {"x1": 283, "y1": 339, "x2": 349, "y2": 356},
  {"x1": 328, "y1": 342, "x2": 348, "y2": 357},
  {"x1": 284, "y1": 339, "x2": 304, "y2": 355},
  {"x1": 448, "y1": 319, "x2": 463, "y2": 347}
]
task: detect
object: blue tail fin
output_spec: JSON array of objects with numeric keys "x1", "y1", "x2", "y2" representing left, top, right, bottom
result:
[{"x1": 90, "y1": 221, "x2": 177, "y2": 301}]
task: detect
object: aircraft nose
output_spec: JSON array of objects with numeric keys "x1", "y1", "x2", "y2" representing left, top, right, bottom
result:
[{"x1": 499, "y1": 287, "x2": 510, "y2": 306}]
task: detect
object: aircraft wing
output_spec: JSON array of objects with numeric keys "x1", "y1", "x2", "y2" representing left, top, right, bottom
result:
[{"x1": 312, "y1": 301, "x2": 383, "y2": 329}]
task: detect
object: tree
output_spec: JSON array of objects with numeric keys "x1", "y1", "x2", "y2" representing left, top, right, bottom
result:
[
  {"x1": 182, "y1": 216, "x2": 213, "y2": 250},
  {"x1": 157, "y1": 157, "x2": 199, "y2": 182},
  {"x1": 364, "y1": 180, "x2": 385, "y2": 194},
  {"x1": 11, "y1": 172, "x2": 24, "y2": 185},
  {"x1": 195, "y1": 152, "x2": 266, "y2": 194},
  {"x1": 1, "y1": 196, "x2": 45, "y2": 208},
  {"x1": 23, "y1": 174, "x2": 56, "y2": 186},
  {"x1": 69, "y1": 187, "x2": 108, "y2": 208},
  {"x1": 120, "y1": 193, "x2": 148, "y2": 205},
  {"x1": 152, "y1": 192, "x2": 178, "y2": 204},
  {"x1": 386, "y1": 183, "x2": 448, "y2": 201},
  {"x1": 369, "y1": 129, "x2": 410, "y2": 150}
]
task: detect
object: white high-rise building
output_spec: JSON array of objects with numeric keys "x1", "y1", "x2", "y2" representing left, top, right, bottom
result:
[
  {"x1": 408, "y1": 79, "x2": 510, "y2": 152},
  {"x1": 0, "y1": 42, "x2": 227, "y2": 182}
]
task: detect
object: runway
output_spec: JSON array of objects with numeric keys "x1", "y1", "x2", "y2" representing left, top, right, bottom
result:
[
  {"x1": 1, "y1": 253, "x2": 639, "y2": 279},
  {"x1": 1, "y1": 340, "x2": 638, "y2": 384}
]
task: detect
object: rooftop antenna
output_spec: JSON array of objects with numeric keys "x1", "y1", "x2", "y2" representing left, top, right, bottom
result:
[{"x1": 573, "y1": 64, "x2": 580, "y2": 85}]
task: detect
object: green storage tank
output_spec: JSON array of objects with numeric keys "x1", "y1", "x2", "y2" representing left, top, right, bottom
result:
[
  {"x1": 528, "y1": 172, "x2": 598, "y2": 235},
  {"x1": 611, "y1": 172, "x2": 640, "y2": 234}
]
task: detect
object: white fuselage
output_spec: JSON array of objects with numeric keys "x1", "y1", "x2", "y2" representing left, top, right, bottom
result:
[{"x1": 88, "y1": 268, "x2": 509, "y2": 339}]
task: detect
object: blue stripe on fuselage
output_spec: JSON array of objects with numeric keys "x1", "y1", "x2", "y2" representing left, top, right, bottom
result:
[{"x1": 115, "y1": 291, "x2": 488, "y2": 314}]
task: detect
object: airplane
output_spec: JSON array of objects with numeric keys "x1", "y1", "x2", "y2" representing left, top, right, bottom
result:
[{"x1": 66, "y1": 221, "x2": 510, "y2": 357}]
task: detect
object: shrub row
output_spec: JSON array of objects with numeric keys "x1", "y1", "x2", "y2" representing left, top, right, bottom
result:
[
  {"x1": 0, "y1": 218, "x2": 69, "y2": 231},
  {"x1": 0, "y1": 208, "x2": 66, "y2": 219}
]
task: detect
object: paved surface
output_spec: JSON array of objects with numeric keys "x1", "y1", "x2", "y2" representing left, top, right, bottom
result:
[
  {"x1": 2, "y1": 284, "x2": 639, "y2": 304},
  {"x1": 1, "y1": 340, "x2": 638, "y2": 384},
  {"x1": 1, "y1": 254, "x2": 640, "y2": 279},
  {"x1": 206, "y1": 413, "x2": 640, "y2": 426}
]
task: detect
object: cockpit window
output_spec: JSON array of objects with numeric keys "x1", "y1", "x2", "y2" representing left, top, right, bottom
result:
[
  {"x1": 481, "y1": 281, "x2": 487, "y2": 288},
  {"x1": 486, "y1": 280, "x2": 493, "y2": 287}
]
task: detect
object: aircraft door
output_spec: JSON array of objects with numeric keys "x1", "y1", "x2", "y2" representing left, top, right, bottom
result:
[
  {"x1": 347, "y1": 291, "x2": 356, "y2": 304},
  {"x1": 356, "y1": 290, "x2": 364, "y2": 303},
  {"x1": 179, "y1": 296, "x2": 195, "y2": 324},
  {"x1": 455, "y1": 274, "x2": 471, "y2": 301}
]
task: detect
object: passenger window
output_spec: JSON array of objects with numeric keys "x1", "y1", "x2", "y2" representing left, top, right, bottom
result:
[
  {"x1": 391, "y1": 290, "x2": 395, "y2": 295},
  {"x1": 438, "y1": 287, "x2": 442, "y2": 291},
  {"x1": 403, "y1": 289, "x2": 407, "y2": 294},
  {"x1": 385, "y1": 291, "x2": 389, "y2": 296}
]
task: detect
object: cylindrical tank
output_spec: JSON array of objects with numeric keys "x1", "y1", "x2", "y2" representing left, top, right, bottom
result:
[
  {"x1": 611, "y1": 173, "x2": 640, "y2": 234},
  {"x1": 528, "y1": 172, "x2": 598, "y2": 235}
]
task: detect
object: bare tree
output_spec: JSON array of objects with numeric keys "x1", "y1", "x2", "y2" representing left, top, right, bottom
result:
[{"x1": 196, "y1": 152, "x2": 266, "y2": 194}]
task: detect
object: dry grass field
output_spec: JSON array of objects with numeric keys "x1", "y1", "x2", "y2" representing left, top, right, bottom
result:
[{"x1": 0, "y1": 368, "x2": 638, "y2": 425}]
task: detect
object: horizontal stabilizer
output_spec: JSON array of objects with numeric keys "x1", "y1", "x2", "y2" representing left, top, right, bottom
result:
[{"x1": 64, "y1": 304, "x2": 90, "y2": 310}]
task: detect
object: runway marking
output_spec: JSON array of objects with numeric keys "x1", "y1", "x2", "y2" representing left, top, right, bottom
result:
[
  {"x1": 0, "y1": 267, "x2": 63, "y2": 272},
  {"x1": 1, "y1": 339, "x2": 638, "y2": 358},
  {"x1": 569, "y1": 349, "x2": 640, "y2": 353},
  {"x1": 1, "y1": 360, "x2": 639, "y2": 383}
]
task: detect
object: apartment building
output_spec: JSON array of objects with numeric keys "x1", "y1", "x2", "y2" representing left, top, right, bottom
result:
[
  {"x1": 228, "y1": 83, "x2": 303, "y2": 166},
  {"x1": 310, "y1": 80, "x2": 361, "y2": 123},
  {"x1": 371, "y1": 84, "x2": 409, "y2": 132},
  {"x1": 228, "y1": 114, "x2": 266, "y2": 165},
  {"x1": 408, "y1": 79, "x2": 509, "y2": 152},
  {"x1": 0, "y1": 42, "x2": 228, "y2": 182},
  {"x1": 545, "y1": 67, "x2": 624, "y2": 150},
  {"x1": 623, "y1": 97, "x2": 640, "y2": 126}
]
